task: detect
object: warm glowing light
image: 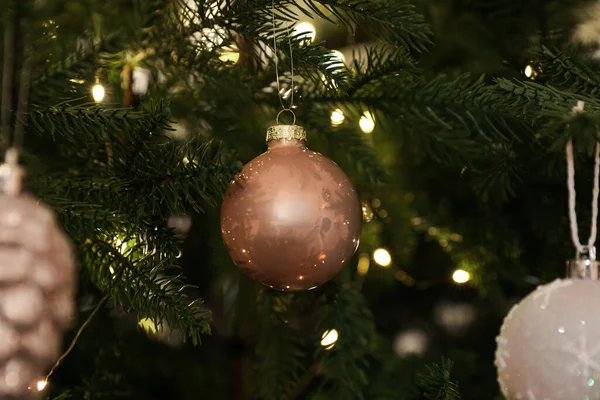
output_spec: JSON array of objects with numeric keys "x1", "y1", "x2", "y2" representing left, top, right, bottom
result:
[
  {"x1": 138, "y1": 317, "x2": 158, "y2": 334},
  {"x1": 331, "y1": 50, "x2": 346, "y2": 65},
  {"x1": 524, "y1": 65, "x2": 533, "y2": 78},
  {"x1": 36, "y1": 380, "x2": 47, "y2": 391},
  {"x1": 394, "y1": 329, "x2": 428, "y2": 356},
  {"x1": 359, "y1": 111, "x2": 375, "y2": 134},
  {"x1": 320, "y1": 329, "x2": 339, "y2": 350},
  {"x1": 330, "y1": 108, "x2": 345, "y2": 126},
  {"x1": 92, "y1": 84, "x2": 105, "y2": 103},
  {"x1": 219, "y1": 46, "x2": 240, "y2": 63},
  {"x1": 373, "y1": 248, "x2": 391, "y2": 267},
  {"x1": 357, "y1": 253, "x2": 370, "y2": 275},
  {"x1": 294, "y1": 21, "x2": 316, "y2": 43},
  {"x1": 452, "y1": 269, "x2": 470, "y2": 284}
]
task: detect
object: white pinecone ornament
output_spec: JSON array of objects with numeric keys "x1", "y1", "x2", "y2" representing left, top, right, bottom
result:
[{"x1": 0, "y1": 153, "x2": 76, "y2": 399}]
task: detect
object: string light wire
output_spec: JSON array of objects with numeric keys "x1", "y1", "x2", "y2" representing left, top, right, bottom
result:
[
  {"x1": 43, "y1": 294, "x2": 110, "y2": 384},
  {"x1": 565, "y1": 101, "x2": 600, "y2": 253}
]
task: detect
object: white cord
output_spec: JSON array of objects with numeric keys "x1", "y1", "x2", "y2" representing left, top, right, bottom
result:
[{"x1": 566, "y1": 100, "x2": 600, "y2": 252}]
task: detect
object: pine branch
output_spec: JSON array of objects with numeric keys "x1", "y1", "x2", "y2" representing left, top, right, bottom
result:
[
  {"x1": 536, "y1": 46, "x2": 600, "y2": 94},
  {"x1": 348, "y1": 45, "x2": 421, "y2": 96},
  {"x1": 294, "y1": 0, "x2": 432, "y2": 52},
  {"x1": 418, "y1": 358, "x2": 460, "y2": 400},
  {"x1": 253, "y1": 290, "x2": 307, "y2": 400},
  {"x1": 84, "y1": 234, "x2": 211, "y2": 345},
  {"x1": 313, "y1": 285, "x2": 378, "y2": 400}
]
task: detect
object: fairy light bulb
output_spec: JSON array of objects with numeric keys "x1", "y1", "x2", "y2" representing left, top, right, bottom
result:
[
  {"x1": 294, "y1": 21, "x2": 316, "y2": 43},
  {"x1": 92, "y1": 83, "x2": 105, "y2": 103},
  {"x1": 320, "y1": 329, "x2": 339, "y2": 350},
  {"x1": 452, "y1": 269, "x2": 470, "y2": 284},
  {"x1": 36, "y1": 381, "x2": 47, "y2": 391},
  {"x1": 331, "y1": 50, "x2": 346, "y2": 65},
  {"x1": 138, "y1": 317, "x2": 158, "y2": 334},
  {"x1": 357, "y1": 253, "x2": 370, "y2": 275},
  {"x1": 359, "y1": 111, "x2": 375, "y2": 134},
  {"x1": 373, "y1": 248, "x2": 391, "y2": 267},
  {"x1": 219, "y1": 47, "x2": 240, "y2": 63},
  {"x1": 330, "y1": 108, "x2": 345, "y2": 126}
]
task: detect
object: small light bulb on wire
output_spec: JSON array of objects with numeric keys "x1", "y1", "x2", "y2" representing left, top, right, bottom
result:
[
  {"x1": 92, "y1": 82, "x2": 105, "y2": 103},
  {"x1": 36, "y1": 381, "x2": 48, "y2": 391},
  {"x1": 359, "y1": 111, "x2": 375, "y2": 134},
  {"x1": 330, "y1": 108, "x2": 345, "y2": 126},
  {"x1": 452, "y1": 269, "x2": 470, "y2": 284},
  {"x1": 523, "y1": 63, "x2": 539, "y2": 80},
  {"x1": 373, "y1": 248, "x2": 391, "y2": 267},
  {"x1": 320, "y1": 329, "x2": 339, "y2": 350},
  {"x1": 294, "y1": 21, "x2": 316, "y2": 43},
  {"x1": 331, "y1": 50, "x2": 346, "y2": 65}
]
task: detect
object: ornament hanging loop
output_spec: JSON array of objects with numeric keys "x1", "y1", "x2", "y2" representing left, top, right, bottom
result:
[
  {"x1": 276, "y1": 108, "x2": 296, "y2": 126},
  {"x1": 565, "y1": 100, "x2": 600, "y2": 256},
  {"x1": 567, "y1": 245, "x2": 599, "y2": 279}
]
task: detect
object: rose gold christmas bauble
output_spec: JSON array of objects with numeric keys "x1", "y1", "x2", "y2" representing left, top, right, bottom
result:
[{"x1": 220, "y1": 125, "x2": 361, "y2": 291}]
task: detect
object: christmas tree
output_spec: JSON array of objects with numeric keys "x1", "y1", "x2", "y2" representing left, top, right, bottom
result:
[{"x1": 2, "y1": 0, "x2": 600, "y2": 398}]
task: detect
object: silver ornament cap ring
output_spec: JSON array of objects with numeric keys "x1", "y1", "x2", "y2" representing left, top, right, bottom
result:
[{"x1": 566, "y1": 245, "x2": 599, "y2": 279}]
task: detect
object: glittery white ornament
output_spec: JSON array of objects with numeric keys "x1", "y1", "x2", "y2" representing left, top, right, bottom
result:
[{"x1": 495, "y1": 279, "x2": 600, "y2": 399}]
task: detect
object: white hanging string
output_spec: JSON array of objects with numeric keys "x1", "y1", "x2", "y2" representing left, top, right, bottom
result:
[
  {"x1": 566, "y1": 100, "x2": 600, "y2": 253},
  {"x1": 271, "y1": 0, "x2": 295, "y2": 115}
]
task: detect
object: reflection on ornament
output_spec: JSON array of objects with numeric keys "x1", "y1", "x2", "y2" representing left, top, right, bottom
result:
[
  {"x1": 373, "y1": 248, "x2": 391, "y2": 267},
  {"x1": 331, "y1": 50, "x2": 345, "y2": 65},
  {"x1": 92, "y1": 84, "x2": 105, "y2": 103},
  {"x1": 434, "y1": 302, "x2": 476, "y2": 334},
  {"x1": 495, "y1": 279, "x2": 600, "y2": 399},
  {"x1": 359, "y1": 111, "x2": 375, "y2": 134},
  {"x1": 394, "y1": 329, "x2": 428, "y2": 356},
  {"x1": 330, "y1": 108, "x2": 345, "y2": 127},
  {"x1": 294, "y1": 21, "x2": 316, "y2": 43},
  {"x1": 357, "y1": 253, "x2": 370, "y2": 276},
  {"x1": 452, "y1": 269, "x2": 470, "y2": 283},
  {"x1": 320, "y1": 329, "x2": 339, "y2": 350},
  {"x1": 220, "y1": 125, "x2": 361, "y2": 291}
]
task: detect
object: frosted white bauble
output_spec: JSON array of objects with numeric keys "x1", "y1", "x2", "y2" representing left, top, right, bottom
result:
[{"x1": 495, "y1": 279, "x2": 600, "y2": 399}]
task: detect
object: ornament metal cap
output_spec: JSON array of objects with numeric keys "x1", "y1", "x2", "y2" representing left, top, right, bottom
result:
[
  {"x1": 566, "y1": 246, "x2": 599, "y2": 280},
  {"x1": 266, "y1": 125, "x2": 307, "y2": 142}
]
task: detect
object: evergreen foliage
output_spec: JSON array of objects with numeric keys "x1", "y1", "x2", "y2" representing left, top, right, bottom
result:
[{"x1": 0, "y1": 0, "x2": 598, "y2": 398}]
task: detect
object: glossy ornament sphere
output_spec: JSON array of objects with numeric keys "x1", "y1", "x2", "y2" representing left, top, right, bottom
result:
[
  {"x1": 495, "y1": 279, "x2": 600, "y2": 399},
  {"x1": 220, "y1": 125, "x2": 361, "y2": 291}
]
